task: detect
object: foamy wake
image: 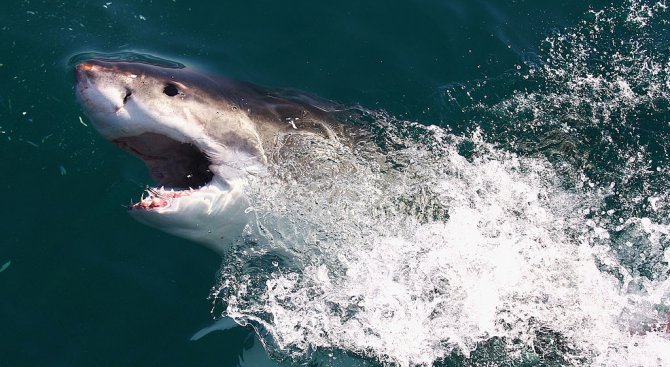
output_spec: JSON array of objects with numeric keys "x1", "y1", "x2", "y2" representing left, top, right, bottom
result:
[
  {"x1": 211, "y1": 125, "x2": 669, "y2": 366},
  {"x1": 212, "y1": 1, "x2": 670, "y2": 365}
]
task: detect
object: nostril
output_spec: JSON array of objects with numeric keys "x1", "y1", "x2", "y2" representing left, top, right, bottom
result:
[{"x1": 123, "y1": 89, "x2": 132, "y2": 104}]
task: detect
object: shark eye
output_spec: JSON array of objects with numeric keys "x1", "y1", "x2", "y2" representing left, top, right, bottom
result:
[{"x1": 163, "y1": 83, "x2": 179, "y2": 97}]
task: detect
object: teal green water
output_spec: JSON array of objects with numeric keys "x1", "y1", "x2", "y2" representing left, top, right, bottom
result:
[{"x1": 2, "y1": 1, "x2": 669, "y2": 366}]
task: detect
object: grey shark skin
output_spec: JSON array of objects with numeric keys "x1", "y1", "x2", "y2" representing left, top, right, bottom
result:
[{"x1": 74, "y1": 59, "x2": 344, "y2": 254}]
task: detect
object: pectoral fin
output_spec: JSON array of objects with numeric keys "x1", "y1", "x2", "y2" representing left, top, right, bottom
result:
[{"x1": 190, "y1": 316, "x2": 240, "y2": 341}]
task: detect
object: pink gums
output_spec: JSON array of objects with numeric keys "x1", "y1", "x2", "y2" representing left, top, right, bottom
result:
[{"x1": 129, "y1": 190, "x2": 192, "y2": 210}]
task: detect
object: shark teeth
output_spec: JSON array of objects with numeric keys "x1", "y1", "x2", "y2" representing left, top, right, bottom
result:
[{"x1": 128, "y1": 187, "x2": 194, "y2": 210}]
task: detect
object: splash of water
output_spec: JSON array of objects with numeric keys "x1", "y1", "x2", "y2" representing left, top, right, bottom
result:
[{"x1": 212, "y1": 1, "x2": 670, "y2": 365}]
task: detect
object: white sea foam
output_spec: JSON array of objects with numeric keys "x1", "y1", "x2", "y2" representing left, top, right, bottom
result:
[
  {"x1": 212, "y1": 1, "x2": 670, "y2": 365},
  {"x1": 211, "y1": 127, "x2": 669, "y2": 366}
]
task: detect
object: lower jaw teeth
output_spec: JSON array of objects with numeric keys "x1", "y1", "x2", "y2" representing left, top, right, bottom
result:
[{"x1": 130, "y1": 187, "x2": 197, "y2": 210}]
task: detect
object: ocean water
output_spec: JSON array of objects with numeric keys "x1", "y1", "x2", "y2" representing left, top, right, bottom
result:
[{"x1": 2, "y1": 1, "x2": 670, "y2": 366}]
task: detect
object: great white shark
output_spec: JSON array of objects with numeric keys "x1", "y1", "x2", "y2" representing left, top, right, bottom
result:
[
  {"x1": 74, "y1": 57, "x2": 356, "y2": 255},
  {"x1": 73, "y1": 55, "x2": 670, "y2": 358}
]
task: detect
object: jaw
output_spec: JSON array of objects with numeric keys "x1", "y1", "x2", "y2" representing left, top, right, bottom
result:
[
  {"x1": 116, "y1": 132, "x2": 257, "y2": 253},
  {"x1": 129, "y1": 181, "x2": 254, "y2": 254},
  {"x1": 109, "y1": 129, "x2": 253, "y2": 253}
]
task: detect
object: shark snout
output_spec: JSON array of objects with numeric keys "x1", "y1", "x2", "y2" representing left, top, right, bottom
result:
[
  {"x1": 74, "y1": 62, "x2": 98, "y2": 85},
  {"x1": 74, "y1": 61, "x2": 127, "y2": 115}
]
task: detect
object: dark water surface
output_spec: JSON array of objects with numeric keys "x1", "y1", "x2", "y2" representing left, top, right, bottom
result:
[{"x1": 2, "y1": 1, "x2": 669, "y2": 366}]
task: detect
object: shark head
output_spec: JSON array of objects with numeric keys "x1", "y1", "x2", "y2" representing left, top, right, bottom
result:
[
  {"x1": 74, "y1": 57, "x2": 343, "y2": 254},
  {"x1": 74, "y1": 58, "x2": 302, "y2": 253}
]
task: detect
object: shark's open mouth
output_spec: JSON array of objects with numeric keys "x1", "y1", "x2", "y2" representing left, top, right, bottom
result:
[{"x1": 112, "y1": 132, "x2": 214, "y2": 210}]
